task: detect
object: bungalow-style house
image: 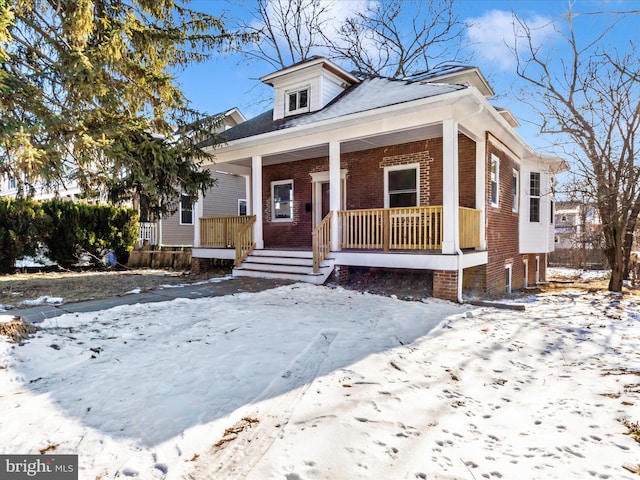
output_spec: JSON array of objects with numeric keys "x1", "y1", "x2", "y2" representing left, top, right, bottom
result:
[{"x1": 191, "y1": 57, "x2": 567, "y2": 301}]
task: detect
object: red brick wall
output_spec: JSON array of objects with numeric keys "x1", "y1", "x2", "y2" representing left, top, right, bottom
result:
[
  {"x1": 484, "y1": 139, "x2": 522, "y2": 295},
  {"x1": 463, "y1": 264, "x2": 486, "y2": 294},
  {"x1": 433, "y1": 270, "x2": 458, "y2": 301},
  {"x1": 260, "y1": 134, "x2": 478, "y2": 250},
  {"x1": 458, "y1": 134, "x2": 477, "y2": 208},
  {"x1": 262, "y1": 157, "x2": 323, "y2": 248},
  {"x1": 522, "y1": 253, "x2": 547, "y2": 285}
]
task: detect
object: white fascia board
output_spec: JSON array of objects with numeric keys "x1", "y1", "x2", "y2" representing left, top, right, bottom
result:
[
  {"x1": 206, "y1": 89, "x2": 474, "y2": 162},
  {"x1": 333, "y1": 250, "x2": 487, "y2": 270}
]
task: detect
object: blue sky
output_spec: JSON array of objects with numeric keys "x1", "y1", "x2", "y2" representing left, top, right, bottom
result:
[{"x1": 176, "y1": 0, "x2": 638, "y2": 154}]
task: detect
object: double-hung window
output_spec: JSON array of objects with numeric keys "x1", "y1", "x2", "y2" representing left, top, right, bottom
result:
[
  {"x1": 286, "y1": 88, "x2": 309, "y2": 115},
  {"x1": 180, "y1": 194, "x2": 194, "y2": 225},
  {"x1": 529, "y1": 172, "x2": 541, "y2": 222},
  {"x1": 385, "y1": 165, "x2": 419, "y2": 208},
  {"x1": 272, "y1": 180, "x2": 293, "y2": 221},
  {"x1": 238, "y1": 199, "x2": 247, "y2": 216},
  {"x1": 490, "y1": 155, "x2": 499, "y2": 207}
]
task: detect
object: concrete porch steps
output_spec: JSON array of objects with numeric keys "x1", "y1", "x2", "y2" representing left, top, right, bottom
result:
[{"x1": 232, "y1": 250, "x2": 335, "y2": 285}]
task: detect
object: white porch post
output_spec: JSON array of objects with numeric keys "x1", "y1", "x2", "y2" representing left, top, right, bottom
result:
[
  {"x1": 193, "y1": 192, "x2": 203, "y2": 248},
  {"x1": 329, "y1": 141, "x2": 341, "y2": 251},
  {"x1": 475, "y1": 139, "x2": 487, "y2": 250},
  {"x1": 442, "y1": 119, "x2": 459, "y2": 255},
  {"x1": 251, "y1": 155, "x2": 264, "y2": 249},
  {"x1": 244, "y1": 175, "x2": 252, "y2": 215}
]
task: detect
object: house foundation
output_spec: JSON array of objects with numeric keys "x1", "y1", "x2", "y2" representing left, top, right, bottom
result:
[{"x1": 433, "y1": 270, "x2": 459, "y2": 302}]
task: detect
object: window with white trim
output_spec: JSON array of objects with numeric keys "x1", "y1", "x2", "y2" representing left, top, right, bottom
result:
[
  {"x1": 512, "y1": 169, "x2": 519, "y2": 212},
  {"x1": 271, "y1": 180, "x2": 293, "y2": 221},
  {"x1": 238, "y1": 199, "x2": 247, "y2": 216},
  {"x1": 490, "y1": 155, "x2": 499, "y2": 207},
  {"x1": 180, "y1": 194, "x2": 194, "y2": 225},
  {"x1": 385, "y1": 164, "x2": 419, "y2": 208},
  {"x1": 8, "y1": 176, "x2": 16, "y2": 190},
  {"x1": 505, "y1": 264, "x2": 512, "y2": 294},
  {"x1": 529, "y1": 172, "x2": 541, "y2": 222},
  {"x1": 285, "y1": 87, "x2": 309, "y2": 116}
]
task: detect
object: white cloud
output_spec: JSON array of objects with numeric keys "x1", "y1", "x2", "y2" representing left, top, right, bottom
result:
[{"x1": 466, "y1": 9, "x2": 555, "y2": 71}]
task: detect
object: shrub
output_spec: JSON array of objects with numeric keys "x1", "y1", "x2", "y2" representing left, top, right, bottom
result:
[
  {"x1": 0, "y1": 199, "x2": 138, "y2": 272},
  {"x1": 42, "y1": 201, "x2": 138, "y2": 267},
  {"x1": 0, "y1": 199, "x2": 50, "y2": 273}
]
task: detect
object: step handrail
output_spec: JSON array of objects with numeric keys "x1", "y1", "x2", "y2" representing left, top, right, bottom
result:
[
  {"x1": 234, "y1": 215, "x2": 257, "y2": 266},
  {"x1": 312, "y1": 211, "x2": 333, "y2": 273}
]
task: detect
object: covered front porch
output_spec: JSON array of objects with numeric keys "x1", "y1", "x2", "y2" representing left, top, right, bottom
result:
[{"x1": 195, "y1": 204, "x2": 483, "y2": 274}]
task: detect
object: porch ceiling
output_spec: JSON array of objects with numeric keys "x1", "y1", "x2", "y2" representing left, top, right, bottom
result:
[{"x1": 229, "y1": 124, "x2": 443, "y2": 167}]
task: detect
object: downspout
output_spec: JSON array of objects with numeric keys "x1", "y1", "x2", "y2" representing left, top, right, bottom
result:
[{"x1": 452, "y1": 102, "x2": 484, "y2": 303}]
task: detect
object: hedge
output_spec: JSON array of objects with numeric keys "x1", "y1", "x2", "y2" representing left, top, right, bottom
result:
[{"x1": 0, "y1": 198, "x2": 138, "y2": 273}]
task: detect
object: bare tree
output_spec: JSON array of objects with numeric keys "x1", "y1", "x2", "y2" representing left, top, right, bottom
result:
[
  {"x1": 234, "y1": 0, "x2": 334, "y2": 70},
  {"x1": 512, "y1": 8, "x2": 640, "y2": 291},
  {"x1": 326, "y1": 0, "x2": 465, "y2": 78},
  {"x1": 233, "y1": 0, "x2": 465, "y2": 77}
]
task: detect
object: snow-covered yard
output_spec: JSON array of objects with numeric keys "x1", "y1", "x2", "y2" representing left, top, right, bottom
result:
[{"x1": 1, "y1": 281, "x2": 640, "y2": 479}]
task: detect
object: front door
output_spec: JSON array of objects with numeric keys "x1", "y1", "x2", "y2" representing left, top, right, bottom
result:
[{"x1": 321, "y1": 182, "x2": 330, "y2": 219}]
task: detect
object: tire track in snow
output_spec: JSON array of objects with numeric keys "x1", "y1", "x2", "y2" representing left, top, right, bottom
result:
[{"x1": 185, "y1": 329, "x2": 338, "y2": 480}]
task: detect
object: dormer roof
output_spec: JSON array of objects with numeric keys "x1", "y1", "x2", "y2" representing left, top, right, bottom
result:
[
  {"x1": 260, "y1": 56, "x2": 359, "y2": 86},
  {"x1": 406, "y1": 63, "x2": 494, "y2": 98}
]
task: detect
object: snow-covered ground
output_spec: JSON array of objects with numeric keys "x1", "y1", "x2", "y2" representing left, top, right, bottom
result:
[{"x1": 1, "y1": 282, "x2": 640, "y2": 479}]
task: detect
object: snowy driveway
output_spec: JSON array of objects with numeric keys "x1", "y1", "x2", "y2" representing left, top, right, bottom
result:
[
  {"x1": 2, "y1": 283, "x2": 640, "y2": 479},
  {"x1": 1, "y1": 284, "x2": 463, "y2": 478}
]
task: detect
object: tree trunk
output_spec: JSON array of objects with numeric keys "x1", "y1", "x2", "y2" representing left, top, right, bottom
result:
[
  {"x1": 622, "y1": 202, "x2": 640, "y2": 280},
  {"x1": 604, "y1": 224, "x2": 625, "y2": 292}
]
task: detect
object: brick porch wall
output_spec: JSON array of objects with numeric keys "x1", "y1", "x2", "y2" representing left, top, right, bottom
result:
[
  {"x1": 433, "y1": 270, "x2": 459, "y2": 302},
  {"x1": 260, "y1": 134, "x2": 478, "y2": 250}
]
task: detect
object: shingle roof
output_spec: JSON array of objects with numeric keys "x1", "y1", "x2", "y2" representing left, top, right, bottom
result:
[{"x1": 200, "y1": 76, "x2": 466, "y2": 148}]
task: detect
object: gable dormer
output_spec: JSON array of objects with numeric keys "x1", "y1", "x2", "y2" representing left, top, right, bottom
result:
[
  {"x1": 260, "y1": 57, "x2": 359, "y2": 121},
  {"x1": 407, "y1": 63, "x2": 494, "y2": 98}
]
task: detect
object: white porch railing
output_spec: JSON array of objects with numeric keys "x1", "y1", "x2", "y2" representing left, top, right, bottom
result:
[{"x1": 138, "y1": 222, "x2": 158, "y2": 246}]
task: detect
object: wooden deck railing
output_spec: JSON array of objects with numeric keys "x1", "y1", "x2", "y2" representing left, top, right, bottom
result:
[
  {"x1": 234, "y1": 216, "x2": 256, "y2": 266},
  {"x1": 200, "y1": 215, "x2": 253, "y2": 247},
  {"x1": 312, "y1": 211, "x2": 333, "y2": 273},
  {"x1": 338, "y1": 206, "x2": 480, "y2": 251},
  {"x1": 459, "y1": 207, "x2": 482, "y2": 249}
]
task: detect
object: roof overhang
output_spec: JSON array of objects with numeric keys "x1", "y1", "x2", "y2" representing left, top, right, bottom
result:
[
  {"x1": 260, "y1": 57, "x2": 359, "y2": 87},
  {"x1": 422, "y1": 67, "x2": 494, "y2": 98}
]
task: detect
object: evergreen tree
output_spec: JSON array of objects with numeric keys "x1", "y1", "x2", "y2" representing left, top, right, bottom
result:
[{"x1": 0, "y1": 0, "x2": 249, "y2": 215}]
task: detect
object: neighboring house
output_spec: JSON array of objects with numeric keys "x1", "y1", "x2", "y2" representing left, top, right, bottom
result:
[
  {"x1": 154, "y1": 108, "x2": 248, "y2": 247},
  {"x1": 189, "y1": 56, "x2": 567, "y2": 301},
  {"x1": 0, "y1": 172, "x2": 84, "y2": 201},
  {"x1": 550, "y1": 200, "x2": 604, "y2": 268}
]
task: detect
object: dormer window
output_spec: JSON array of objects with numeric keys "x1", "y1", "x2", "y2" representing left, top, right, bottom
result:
[{"x1": 286, "y1": 87, "x2": 309, "y2": 115}]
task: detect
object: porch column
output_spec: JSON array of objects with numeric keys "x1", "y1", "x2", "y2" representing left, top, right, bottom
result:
[
  {"x1": 329, "y1": 141, "x2": 341, "y2": 251},
  {"x1": 252, "y1": 155, "x2": 264, "y2": 249},
  {"x1": 442, "y1": 119, "x2": 460, "y2": 254},
  {"x1": 193, "y1": 191, "x2": 203, "y2": 248},
  {"x1": 475, "y1": 139, "x2": 487, "y2": 250},
  {"x1": 244, "y1": 175, "x2": 252, "y2": 215}
]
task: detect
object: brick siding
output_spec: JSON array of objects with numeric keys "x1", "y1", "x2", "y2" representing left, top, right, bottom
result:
[
  {"x1": 484, "y1": 138, "x2": 523, "y2": 296},
  {"x1": 433, "y1": 270, "x2": 459, "y2": 302}
]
